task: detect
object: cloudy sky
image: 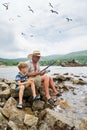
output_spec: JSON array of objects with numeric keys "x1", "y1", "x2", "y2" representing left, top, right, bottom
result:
[{"x1": 0, "y1": 0, "x2": 87, "y2": 58}]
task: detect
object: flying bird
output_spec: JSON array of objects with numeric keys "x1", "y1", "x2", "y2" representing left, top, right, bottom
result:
[
  {"x1": 21, "y1": 32, "x2": 26, "y2": 36},
  {"x1": 49, "y1": 2, "x2": 53, "y2": 8},
  {"x1": 17, "y1": 15, "x2": 21, "y2": 18},
  {"x1": 2, "y1": 3, "x2": 9, "y2": 10},
  {"x1": 50, "y1": 9, "x2": 58, "y2": 14},
  {"x1": 66, "y1": 18, "x2": 72, "y2": 22},
  {"x1": 30, "y1": 35, "x2": 34, "y2": 37},
  {"x1": 28, "y1": 6, "x2": 34, "y2": 13}
]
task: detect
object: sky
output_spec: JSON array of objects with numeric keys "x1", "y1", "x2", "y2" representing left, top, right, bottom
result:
[{"x1": 0, "y1": 0, "x2": 87, "y2": 58}]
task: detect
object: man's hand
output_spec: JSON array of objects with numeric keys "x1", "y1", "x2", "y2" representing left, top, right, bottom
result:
[
  {"x1": 40, "y1": 70, "x2": 46, "y2": 75},
  {"x1": 26, "y1": 78, "x2": 34, "y2": 84}
]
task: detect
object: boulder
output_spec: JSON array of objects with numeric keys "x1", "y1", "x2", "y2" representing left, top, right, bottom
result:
[
  {"x1": 8, "y1": 120, "x2": 27, "y2": 130},
  {"x1": 0, "y1": 113, "x2": 8, "y2": 129},
  {"x1": 53, "y1": 74, "x2": 66, "y2": 81},
  {"x1": 2, "y1": 97, "x2": 34, "y2": 125},
  {"x1": 10, "y1": 84, "x2": 32, "y2": 98},
  {"x1": 78, "y1": 118, "x2": 87, "y2": 130},
  {"x1": 24, "y1": 114, "x2": 38, "y2": 127},
  {"x1": 71, "y1": 78, "x2": 87, "y2": 84},
  {"x1": 0, "y1": 82, "x2": 11, "y2": 99},
  {"x1": 38, "y1": 108, "x2": 80, "y2": 129},
  {"x1": 32, "y1": 100, "x2": 45, "y2": 111}
]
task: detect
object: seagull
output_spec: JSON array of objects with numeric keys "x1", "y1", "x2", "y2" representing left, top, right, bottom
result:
[
  {"x1": 9, "y1": 18, "x2": 14, "y2": 21},
  {"x1": 2, "y1": 3, "x2": 9, "y2": 10},
  {"x1": 30, "y1": 35, "x2": 34, "y2": 37},
  {"x1": 17, "y1": 15, "x2": 21, "y2": 18},
  {"x1": 30, "y1": 25, "x2": 35, "y2": 28},
  {"x1": 49, "y1": 2, "x2": 53, "y2": 8},
  {"x1": 66, "y1": 18, "x2": 72, "y2": 22},
  {"x1": 50, "y1": 9, "x2": 58, "y2": 14},
  {"x1": 28, "y1": 6, "x2": 34, "y2": 13},
  {"x1": 21, "y1": 32, "x2": 26, "y2": 36}
]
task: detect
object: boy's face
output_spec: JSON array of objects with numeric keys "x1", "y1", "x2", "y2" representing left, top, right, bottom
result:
[{"x1": 20, "y1": 67, "x2": 28, "y2": 74}]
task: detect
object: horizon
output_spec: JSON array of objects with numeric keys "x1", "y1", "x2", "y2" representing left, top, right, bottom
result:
[
  {"x1": 0, "y1": 0, "x2": 87, "y2": 58},
  {"x1": 0, "y1": 49, "x2": 87, "y2": 59}
]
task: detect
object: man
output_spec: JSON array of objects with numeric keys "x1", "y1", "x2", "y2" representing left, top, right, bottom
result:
[{"x1": 27, "y1": 50, "x2": 61, "y2": 104}]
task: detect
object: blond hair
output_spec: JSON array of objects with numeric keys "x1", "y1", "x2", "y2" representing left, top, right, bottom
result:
[{"x1": 18, "y1": 62, "x2": 28, "y2": 70}]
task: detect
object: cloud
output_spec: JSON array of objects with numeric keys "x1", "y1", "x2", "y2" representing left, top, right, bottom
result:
[{"x1": 0, "y1": 0, "x2": 87, "y2": 58}]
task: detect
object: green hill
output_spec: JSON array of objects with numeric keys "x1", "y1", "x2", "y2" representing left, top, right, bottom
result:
[{"x1": 0, "y1": 50, "x2": 87, "y2": 66}]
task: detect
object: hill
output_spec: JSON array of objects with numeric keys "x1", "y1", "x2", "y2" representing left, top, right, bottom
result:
[{"x1": 0, "y1": 50, "x2": 87, "y2": 66}]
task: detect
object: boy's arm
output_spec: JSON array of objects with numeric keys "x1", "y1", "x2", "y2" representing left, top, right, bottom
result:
[{"x1": 17, "y1": 79, "x2": 34, "y2": 86}]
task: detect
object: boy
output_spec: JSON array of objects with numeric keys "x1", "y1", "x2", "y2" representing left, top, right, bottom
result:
[{"x1": 15, "y1": 62, "x2": 40, "y2": 109}]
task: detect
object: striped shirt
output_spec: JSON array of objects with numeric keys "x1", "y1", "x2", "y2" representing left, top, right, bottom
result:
[{"x1": 15, "y1": 72, "x2": 28, "y2": 88}]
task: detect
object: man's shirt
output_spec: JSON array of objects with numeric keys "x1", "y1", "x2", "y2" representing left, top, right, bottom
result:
[{"x1": 27, "y1": 60, "x2": 40, "y2": 72}]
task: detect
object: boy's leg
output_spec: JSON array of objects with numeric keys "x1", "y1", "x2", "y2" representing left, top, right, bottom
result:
[{"x1": 19, "y1": 85, "x2": 25, "y2": 104}]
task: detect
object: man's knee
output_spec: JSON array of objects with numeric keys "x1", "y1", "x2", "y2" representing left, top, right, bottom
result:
[{"x1": 43, "y1": 75, "x2": 50, "y2": 81}]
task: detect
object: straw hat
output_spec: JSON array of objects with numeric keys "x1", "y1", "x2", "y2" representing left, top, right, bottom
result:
[{"x1": 27, "y1": 50, "x2": 43, "y2": 58}]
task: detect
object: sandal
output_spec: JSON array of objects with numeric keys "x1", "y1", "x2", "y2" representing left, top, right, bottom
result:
[
  {"x1": 16, "y1": 104, "x2": 23, "y2": 109},
  {"x1": 48, "y1": 98, "x2": 56, "y2": 105}
]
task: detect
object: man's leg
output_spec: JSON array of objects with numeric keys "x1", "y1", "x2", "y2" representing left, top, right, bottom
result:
[
  {"x1": 49, "y1": 77, "x2": 58, "y2": 95},
  {"x1": 41, "y1": 75, "x2": 51, "y2": 99}
]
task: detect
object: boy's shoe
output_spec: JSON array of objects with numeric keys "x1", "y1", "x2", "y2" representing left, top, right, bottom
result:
[
  {"x1": 33, "y1": 96, "x2": 40, "y2": 101},
  {"x1": 16, "y1": 104, "x2": 23, "y2": 109}
]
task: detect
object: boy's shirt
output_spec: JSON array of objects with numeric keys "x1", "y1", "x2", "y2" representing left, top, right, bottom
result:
[{"x1": 15, "y1": 72, "x2": 28, "y2": 88}]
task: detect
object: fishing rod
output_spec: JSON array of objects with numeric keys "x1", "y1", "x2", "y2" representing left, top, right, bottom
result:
[{"x1": 40, "y1": 61, "x2": 56, "y2": 72}]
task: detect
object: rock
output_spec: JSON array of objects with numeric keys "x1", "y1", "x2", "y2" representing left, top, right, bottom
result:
[
  {"x1": 32, "y1": 100, "x2": 45, "y2": 111},
  {"x1": 78, "y1": 118, "x2": 87, "y2": 130},
  {"x1": 8, "y1": 120, "x2": 27, "y2": 130},
  {"x1": 0, "y1": 102, "x2": 5, "y2": 107},
  {"x1": 63, "y1": 73, "x2": 69, "y2": 75},
  {"x1": 10, "y1": 84, "x2": 32, "y2": 98},
  {"x1": 24, "y1": 114, "x2": 38, "y2": 127},
  {"x1": 0, "y1": 113, "x2": 8, "y2": 129},
  {"x1": 54, "y1": 99, "x2": 71, "y2": 109},
  {"x1": 53, "y1": 74, "x2": 66, "y2": 81},
  {"x1": 39, "y1": 108, "x2": 77, "y2": 130},
  {"x1": 8, "y1": 121, "x2": 19, "y2": 130},
  {"x1": 71, "y1": 78, "x2": 87, "y2": 84},
  {"x1": 58, "y1": 99, "x2": 71, "y2": 109},
  {"x1": 0, "y1": 82, "x2": 11, "y2": 99},
  {"x1": 83, "y1": 97, "x2": 87, "y2": 102},
  {"x1": 38, "y1": 121, "x2": 52, "y2": 130},
  {"x1": 2, "y1": 97, "x2": 34, "y2": 126},
  {"x1": 0, "y1": 88, "x2": 11, "y2": 99}
]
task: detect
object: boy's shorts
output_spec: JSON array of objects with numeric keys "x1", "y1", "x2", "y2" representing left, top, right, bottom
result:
[{"x1": 15, "y1": 85, "x2": 26, "y2": 91}]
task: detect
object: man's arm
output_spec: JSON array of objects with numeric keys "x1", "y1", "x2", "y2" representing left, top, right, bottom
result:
[{"x1": 28, "y1": 71, "x2": 47, "y2": 77}]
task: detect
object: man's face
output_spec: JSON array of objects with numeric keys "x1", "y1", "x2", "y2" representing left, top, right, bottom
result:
[{"x1": 32, "y1": 56, "x2": 40, "y2": 63}]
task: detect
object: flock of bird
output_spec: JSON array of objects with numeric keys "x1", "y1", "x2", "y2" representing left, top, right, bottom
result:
[{"x1": 2, "y1": 2, "x2": 73, "y2": 37}]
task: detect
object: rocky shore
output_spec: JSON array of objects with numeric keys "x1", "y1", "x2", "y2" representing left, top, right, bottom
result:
[{"x1": 0, "y1": 73, "x2": 87, "y2": 130}]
